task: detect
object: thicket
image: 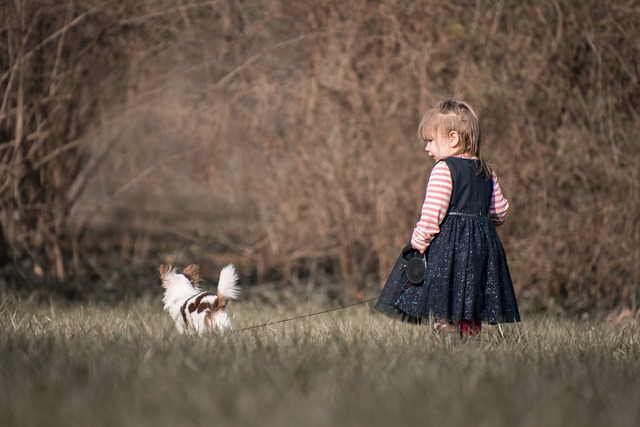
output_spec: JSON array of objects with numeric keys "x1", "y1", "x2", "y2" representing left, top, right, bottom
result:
[{"x1": 1, "y1": 0, "x2": 638, "y2": 311}]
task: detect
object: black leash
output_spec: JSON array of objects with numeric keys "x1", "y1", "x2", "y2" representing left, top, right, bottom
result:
[
  {"x1": 231, "y1": 256, "x2": 414, "y2": 332},
  {"x1": 233, "y1": 296, "x2": 379, "y2": 332}
]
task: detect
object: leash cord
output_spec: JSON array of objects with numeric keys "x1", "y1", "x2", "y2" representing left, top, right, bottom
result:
[{"x1": 233, "y1": 296, "x2": 379, "y2": 332}]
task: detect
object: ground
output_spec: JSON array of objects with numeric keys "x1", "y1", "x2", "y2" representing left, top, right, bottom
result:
[{"x1": 1, "y1": 293, "x2": 639, "y2": 427}]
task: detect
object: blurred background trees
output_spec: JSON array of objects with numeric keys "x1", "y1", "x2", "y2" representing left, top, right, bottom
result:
[{"x1": 1, "y1": 0, "x2": 638, "y2": 311}]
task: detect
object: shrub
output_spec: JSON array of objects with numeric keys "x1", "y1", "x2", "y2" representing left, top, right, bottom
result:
[{"x1": 1, "y1": 1, "x2": 638, "y2": 311}]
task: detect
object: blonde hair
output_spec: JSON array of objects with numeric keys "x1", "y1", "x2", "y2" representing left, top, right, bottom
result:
[{"x1": 417, "y1": 99, "x2": 491, "y2": 176}]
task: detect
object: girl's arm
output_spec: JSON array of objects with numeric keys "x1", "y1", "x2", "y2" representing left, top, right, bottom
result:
[
  {"x1": 489, "y1": 171, "x2": 509, "y2": 226},
  {"x1": 411, "y1": 162, "x2": 452, "y2": 253}
]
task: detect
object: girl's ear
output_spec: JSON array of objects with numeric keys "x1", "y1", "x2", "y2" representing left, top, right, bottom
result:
[{"x1": 449, "y1": 131, "x2": 459, "y2": 148}]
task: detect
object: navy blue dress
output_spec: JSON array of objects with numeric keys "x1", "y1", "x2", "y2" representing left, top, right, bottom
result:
[{"x1": 375, "y1": 157, "x2": 520, "y2": 325}]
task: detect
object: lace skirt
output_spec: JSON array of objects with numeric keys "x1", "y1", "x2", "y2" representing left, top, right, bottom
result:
[{"x1": 374, "y1": 214, "x2": 520, "y2": 324}]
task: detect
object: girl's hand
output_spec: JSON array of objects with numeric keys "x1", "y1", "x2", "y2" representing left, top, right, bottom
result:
[
  {"x1": 414, "y1": 241, "x2": 429, "y2": 255},
  {"x1": 411, "y1": 240, "x2": 428, "y2": 254}
]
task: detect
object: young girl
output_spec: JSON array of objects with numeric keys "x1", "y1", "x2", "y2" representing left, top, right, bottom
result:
[{"x1": 374, "y1": 99, "x2": 520, "y2": 337}]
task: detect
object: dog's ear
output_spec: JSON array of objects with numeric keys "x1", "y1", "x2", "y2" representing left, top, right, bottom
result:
[
  {"x1": 159, "y1": 264, "x2": 173, "y2": 278},
  {"x1": 183, "y1": 264, "x2": 201, "y2": 285}
]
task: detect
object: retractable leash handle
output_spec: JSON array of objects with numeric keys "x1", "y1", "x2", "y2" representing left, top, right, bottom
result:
[{"x1": 400, "y1": 243, "x2": 427, "y2": 285}]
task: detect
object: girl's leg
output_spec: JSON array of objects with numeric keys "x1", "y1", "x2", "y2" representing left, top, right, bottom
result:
[{"x1": 460, "y1": 320, "x2": 482, "y2": 337}]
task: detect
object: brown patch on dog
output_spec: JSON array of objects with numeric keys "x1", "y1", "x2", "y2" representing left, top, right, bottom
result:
[
  {"x1": 181, "y1": 292, "x2": 218, "y2": 330},
  {"x1": 204, "y1": 302, "x2": 226, "y2": 328},
  {"x1": 217, "y1": 296, "x2": 230, "y2": 309},
  {"x1": 197, "y1": 299, "x2": 219, "y2": 313},
  {"x1": 186, "y1": 292, "x2": 217, "y2": 314}
]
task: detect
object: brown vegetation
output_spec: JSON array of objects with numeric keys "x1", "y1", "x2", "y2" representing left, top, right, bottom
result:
[{"x1": 1, "y1": 0, "x2": 638, "y2": 311}]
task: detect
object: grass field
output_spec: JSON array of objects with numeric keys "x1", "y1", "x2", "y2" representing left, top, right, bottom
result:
[{"x1": 1, "y1": 293, "x2": 638, "y2": 427}]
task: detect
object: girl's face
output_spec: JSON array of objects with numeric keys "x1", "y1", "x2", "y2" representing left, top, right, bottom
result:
[{"x1": 423, "y1": 129, "x2": 459, "y2": 161}]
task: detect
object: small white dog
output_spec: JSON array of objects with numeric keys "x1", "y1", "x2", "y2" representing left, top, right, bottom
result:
[{"x1": 159, "y1": 263, "x2": 240, "y2": 334}]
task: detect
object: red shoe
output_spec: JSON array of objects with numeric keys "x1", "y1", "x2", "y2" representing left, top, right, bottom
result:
[{"x1": 460, "y1": 320, "x2": 482, "y2": 337}]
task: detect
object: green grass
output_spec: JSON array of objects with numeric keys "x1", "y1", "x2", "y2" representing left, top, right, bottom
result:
[{"x1": 1, "y1": 294, "x2": 639, "y2": 427}]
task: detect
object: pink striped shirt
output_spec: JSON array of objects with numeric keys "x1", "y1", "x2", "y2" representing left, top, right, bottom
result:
[{"x1": 411, "y1": 160, "x2": 509, "y2": 252}]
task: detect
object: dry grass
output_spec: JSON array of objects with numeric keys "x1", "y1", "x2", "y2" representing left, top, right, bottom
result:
[
  {"x1": 1, "y1": 1, "x2": 639, "y2": 310},
  {"x1": 0, "y1": 292, "x2": 639, "y2": 427}
]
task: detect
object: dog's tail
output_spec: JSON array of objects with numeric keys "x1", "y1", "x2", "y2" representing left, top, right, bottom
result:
[{"x1": 217, "y1": 264, "x2": 240, "y2": 306}]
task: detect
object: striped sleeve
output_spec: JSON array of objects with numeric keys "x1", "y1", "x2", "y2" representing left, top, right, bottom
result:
[
  {"x1": 411, "y1": 161, "x2": 452, "y2": 252},
  {"x1": 489, "y1": 171, "x2": 509, "y2": 226}
]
